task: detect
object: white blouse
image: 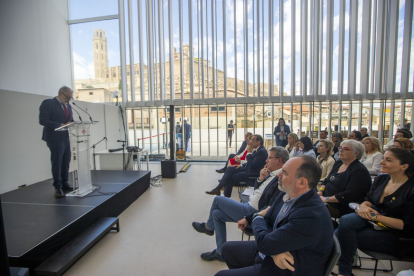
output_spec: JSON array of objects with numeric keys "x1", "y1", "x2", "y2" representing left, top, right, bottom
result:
[{"x1": 360, "y1": 151, "x2": 384, "y2": 175}]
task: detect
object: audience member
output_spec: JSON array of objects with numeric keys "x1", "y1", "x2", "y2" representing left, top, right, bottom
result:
[
  {"x1": 335, "y1": 148, "x2": 414, "y2": 276},
  {"x1": 394, "y1": 138, "x2": 414, "y2": 150},
  {"x1": 318, "y1": 140, "x2": 371, "y2": 218},
  {"x1": 216, "y1": 132, "x2": 252, "y2": 173},
  {"x1": 360, "y1": 127, "x2": 369, "y2": 139},
  {"x1": 317, "y1": 139, "x2": 335, "y2": 182},
  {"x1": 273, "y1": 118, "x2": 291, "y2": 147},
  {"x1": 293, "y1": 137, "x2": 316, "y2": 158},
  {"x1": 360, "y1": 137, "x2": 383, "y2": 175},
  {"x1": 216, "y1": 156, "x2": 334, "y2": 276},
  {"x1": 332, "y1": 132, "x2": 343, "y2": 160},
  {"x1": 403, "y1": 118, "x2": 411, "y2": 130},
  {"x1": 192, "y1": 147, "x2": 289, "y2": 262},
  {"x1": 348, "y1": 130, "x2": 362, "y2": 141},
  {"x1": 313, "y1": 130, "x2": 328, "y2": 156},
  {"x1": 207, "y1": 135, "x2": 268, "y2": 197},
  {"x1": 384, "y1": 128, "x2": 413, "y2": 150},
  {"x1": 285, "y1": 133, "x2": 299, "y2": 159},
  {"x1": 222, "y1": 133, "x2": 254, "y2": 170}
]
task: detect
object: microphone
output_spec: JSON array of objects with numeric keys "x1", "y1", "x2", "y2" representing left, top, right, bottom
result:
[
  {"x1": 72, "y1": 102, "x2": 93, "y2": 121},
  {"x1": 69, "y1": 103, "x2": 83, "y2": 121}
]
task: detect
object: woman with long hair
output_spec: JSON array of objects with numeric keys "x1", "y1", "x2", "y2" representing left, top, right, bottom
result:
[
  {"x1": 285, "y1": 133, "x2": 299, "y2": 159},
  {"x1": 317, "y1": 139, "x2": 335, "y2": 181},
  {"x1": 335, "y1": 148, "x2": 414, "y2": 276},
  {"x1": 360, "y1": 137, "x2": 383, "y2": 175},
  {"x1": 293, "y1": 136, "x2": 316, "y2": 158},
  {"x1": 273, "y1": 118, "x2": 291, "y2": 147}
]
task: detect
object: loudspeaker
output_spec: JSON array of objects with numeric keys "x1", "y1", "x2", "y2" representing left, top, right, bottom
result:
[{"x1": 161, "y1": 160, "x2": 177, "y2": 178}]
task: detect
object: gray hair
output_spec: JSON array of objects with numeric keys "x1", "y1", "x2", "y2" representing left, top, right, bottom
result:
[
  {"x1": 295, "y1": 155, "x2": 322, "y2": 190},
  {"x1": 341, "y1": 140, "x2": 365, "y2": 160},
  {"x1": 58, "y1": 86, "x2": 72, "y2": 95},
  {"x1": 268, "y1": 147, "x2": 289, "y2": 164}
]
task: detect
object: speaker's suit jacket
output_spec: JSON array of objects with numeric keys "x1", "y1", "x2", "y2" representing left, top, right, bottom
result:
[
  {"x1": 253, "y1": 189, "x2": 334, "y2": 276},
  {"x1": 39, "y1": 98, "x2": 74, "y2": 144}
]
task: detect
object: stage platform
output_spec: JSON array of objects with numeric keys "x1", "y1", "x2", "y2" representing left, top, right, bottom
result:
[{"x1": 1, "y1": 170, "x2": 151, "y2": 270}]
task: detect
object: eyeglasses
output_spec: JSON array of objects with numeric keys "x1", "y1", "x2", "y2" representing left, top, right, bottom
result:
[
  {"x1": 338, "y1": 147, "x2": 353, "y2": 152},
  {"x1": 268, "y1": 156, "x2": 280, "y2": 159}
]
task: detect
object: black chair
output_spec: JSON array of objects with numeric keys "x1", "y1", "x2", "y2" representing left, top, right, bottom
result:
[
  {"x1": 356, "y1": 238, "x2": 414, "y2": 276},
  {"x1": 325, "y1": 234, "x2": 341, "y2": 276},
  {"x1": 241, "y1": 227, "x2": 254, "y2": 241}
]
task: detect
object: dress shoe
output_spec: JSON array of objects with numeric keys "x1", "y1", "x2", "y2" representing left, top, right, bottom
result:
[
  {"x1": 215, "y1": 168, "x2": 226, "y2": 173},
  {"x1": 201, "y1": 250, "x2": 225, "y2": 262},
  {"x1": 192, "y1": 222, "x2": 214, "y2": 236},
  {"x1": 61, "y1": 184, "x2": 73, "y2": 191},
  {"x1": 55, "y1": 189, "x2": 65, "y2": 198},
  {"x1": 205, "y1": 189, "x2": 221, "y2": 196}
]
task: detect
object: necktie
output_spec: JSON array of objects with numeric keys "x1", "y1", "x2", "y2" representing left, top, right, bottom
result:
[{"x1": 62, "y1": 104, "x2": 70, "y2": 121}]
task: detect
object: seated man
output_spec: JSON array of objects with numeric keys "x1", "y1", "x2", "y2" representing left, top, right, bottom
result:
[
  {"x1": 216, "y1": 155, "x2": 334, "y2": 276},
  {"x1": 192, "y1": 147, "x2": 289, "y2": 262},
  {"x1": 216, "y1": 132, "x2": 253, "y2": 173},
  {"x1": 207, "y1": 135, "x2": 268, "y2": 197},
  {"x1": 348, "y1": 130, "x2": 362, "y2": 141}
]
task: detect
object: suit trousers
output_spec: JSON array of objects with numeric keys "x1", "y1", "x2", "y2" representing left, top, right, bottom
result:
[
  {"x1": 215, "y1": 166, "x2": 247, "y2": 197},
  {"x1": 215, "y1": 241, "x2": 263, "y2": 276},
  {"x1": 206, "y1": 196, "x2": 257, "y2": 254},
  {"x1": 47, "y1": 136, "x2": 71, "y2": 189},
  {"x1": 223, "y1": 154, "x2": 237, "y2": 170}
]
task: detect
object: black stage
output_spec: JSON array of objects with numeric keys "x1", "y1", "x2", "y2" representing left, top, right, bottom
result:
[{"x1": 1, "y1": 170, "x2": 150, "y2": 269}]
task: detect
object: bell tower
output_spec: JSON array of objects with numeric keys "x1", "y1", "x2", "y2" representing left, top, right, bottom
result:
[{"x1": 93, "y1": 29, "x2": 108, "y2": 79}]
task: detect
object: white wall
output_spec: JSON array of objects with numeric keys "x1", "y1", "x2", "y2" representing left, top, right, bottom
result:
[
  {"x1": 0, "y1": 89, "x2": 124, "y2": 194},
  {"x1": 0, "y1": 0, "x2": 72, "y2": 96}
]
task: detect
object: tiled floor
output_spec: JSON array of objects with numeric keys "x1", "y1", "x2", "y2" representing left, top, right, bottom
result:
[{"x1": 64, "y1": 163, "x2": 414, "y2": 276}]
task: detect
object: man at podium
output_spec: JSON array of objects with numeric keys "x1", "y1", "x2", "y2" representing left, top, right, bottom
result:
[{"x1": 39, "y1": 86, "x2": 74, "y2": 198}]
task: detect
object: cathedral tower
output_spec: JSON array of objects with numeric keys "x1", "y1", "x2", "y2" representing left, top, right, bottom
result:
[{"x1": 93, "y1": 29, "x2": 108, "y2": 79}]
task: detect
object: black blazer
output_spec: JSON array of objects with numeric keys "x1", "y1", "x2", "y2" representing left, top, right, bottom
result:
[
  {"x1": 322, "y1": 159, "x2": 372, "y2": 216},
  {"x1": 39, "y1": 98, "x2": 74, "y2": 144},
  {"x1": 245, "y1": 175, "x2": 282, "y2": 224},
  {"x1": 253, "y1": 189, "x2": 334, "y2": 276},
  {"x1": 244, "y1": 145, "x2": 268, "y2": 177},
  {"x1": 236, "y1": 141, "x2": 248, "y2": 155}
]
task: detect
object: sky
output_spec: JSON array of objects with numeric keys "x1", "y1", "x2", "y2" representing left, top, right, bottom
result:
[{"x1": 69, "y1": 0, "x2": 413, "y2": 94}]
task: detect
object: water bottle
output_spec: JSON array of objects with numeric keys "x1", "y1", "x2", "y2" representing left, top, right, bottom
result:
[{"x1": 133, "y1": 154, "x2": 138, "y2": 170}]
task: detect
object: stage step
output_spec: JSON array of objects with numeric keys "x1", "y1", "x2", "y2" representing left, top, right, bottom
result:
[{"x1": 34, "y1": 217, "x2": 119, "y2": 276}]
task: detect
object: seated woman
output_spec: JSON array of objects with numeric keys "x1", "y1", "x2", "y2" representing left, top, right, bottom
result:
[
  {"x1": 335, "y1": 148, "x2": 414, "y2": 276},
  {"x1": 285, "y1": 133, "x2": 299, "y2": 159},
  {"x1": 293, "y1": 136, "x2": 316, "y2": 158},
  {"x1": 361, "y1": 137, "x2": 383, "y2": 175},
  {"x1": 317, "y1": 139, "x2": 335, "y2": 182},
  {"x1": 393, "y1": 137, "x2": 414, "y2": 150},
  {"x1": 226, "y1": 133, "x2": 253, "y2": 167},
  {"x1": 318, "y1": 140, "x2": 371, "y2": 218}
]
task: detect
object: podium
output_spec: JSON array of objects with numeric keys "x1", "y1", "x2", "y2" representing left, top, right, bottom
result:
[{"x1": 56, "y1": 121, "x2": 98, "y2": 197}]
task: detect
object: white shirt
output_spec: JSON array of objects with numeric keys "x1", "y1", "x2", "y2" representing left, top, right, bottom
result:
[
  {"x1": 360, "y1": 151, "x2": 384, "y2": 175},
  {"x1": 248, "y1": 168, "x2": 282, "y2": 210}
]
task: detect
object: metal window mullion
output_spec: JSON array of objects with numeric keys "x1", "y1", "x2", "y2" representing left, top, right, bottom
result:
[
  {"x1": 400, "y1": 0, "x2": 414, "y2": 98},
  {"x1": 201, "y1": 0, "x2": 205, "y2": 99},
  {"x1": 401, "y1": 101, "x2": 406, "y2": 131},
  {"x1": 291, "y1": 0, "x2": 295, "y2": 98},
  {"x1": 411, "y1": 101, "x2": 414, "y2": 134},
  {"x1": 268, "y1": 0, "x2": 273, "y2": 99},
  {"x1": 279, "y1": 0, "x2": 284, "y2": 98},
  {"x1": 162, "y1": 0, "x2": 167, "y2": 100},
  {"x1": 360, "y1": 0, "x2": 372, "y2": 99},
  {"x1": 149, "y1": 109, "x2": 153, "y2": 153},
  {"x1": 245, "y1": 0, "x2": 248, "y2": 97},
  {"x1": 146, "y1": 0, "x2": 155, "y2": 103},
  {"x1": 318, "y1": 102, "x2": 322, "y2": 135},
  {"x1": 165, "y1": 107, "x2": 169, "y2": 157},
  {"x1": 319, "y1": 0, "x2": 323, "y2": 96},
  {"x1": 217, "y1": 105, "x2": 219, "y2": 155},
  {"x1": 137, "y1": 0, "x2": 145, "y2": 102},
  {"x1": 208, "y1": 107, "x2": 210, "y2": 156},
  {"x1": 302, "y1": 0, "x2": 307, "y2": 97},
  {"x1": 348, "y1": 103, "x2": 352, "y2": 134},
  {"x1": 118, "y1": 0, "x2": 127, "y2": 106},
  {"x1": 197, "y1": 0, "x2": 201, "y2": 98},
  {"x1": 338, "y1": 0, "x2": 345, "y2": 99},
  {"x1": 215, "y1": 0, "x2": 218, "y2": 99},
  {"x1": 338, "y1": 102, "x2": 342, "y2": 133},
  {"x1": 179, "y1": 0, "x2": 184, "y2": 100},
  {"x1": 374, "y1": 1, "x2": 387, "y2": 97},
  {"x1": 133, "y1": 109, "x2": 137, "y2": 146},
  {"x1": 206, "y1": 1, "x2": 210, "y2": 99},
  {"x1": 168, "y1": 0, "x2": 175, "y2": 101},
  {"x1": 369, "y1": 101, "x2": 373, "y2": 135},
  {"x1": 189, "y1": 0, "x2": 194, "y2": 101},
  {"x1": 326, "y1": 0, "x2": 333, "y2": 98},
  {"x1": 199, "y1": 106, "x2": 201, "y2": 155},
  {"x1": 299, "y1": 103, "x2": 302, "y2": 138},
  {"x1": 128, "y1": 0, "x2": 136, "y2": 104},
  {"x1": 263, "y1": 103, "x2": 266, "y2": 138},
  {"x1": 223, "y1": 0, "x2": 227, "y2": 99},
  {"x1": 389, "y1": 101, "x2": 395, "y2": 140},
  {"x1": 234, "y1": 0, "x2": 238, "y2": 98},
  {"x1": 348, "y1": 0, "x2": 358, "y2": 98},
  {"x1": 378, "y1": 102, "x2": 384, "y2": 143},
  {"x1": 262, "y1": 0, "x2": 264, "y2": 95},
  {"x1": 190, "y1": 107, "x2": 193, "y2": 156},
  {"x1": 257, "y1": 0, "x2": 260, "y2": 98},
  {"x1": 358, "y1": 101, "x2": 363, "y2": 130},
  {"x1": 141, "y1": 109, "x2": 144, "y2": 152},
  {"x1": 328, "y1": 103, "x2": 332, "y2": 138},
  {"x1": 385, "y1": 0, "x2": 400, "y2": 98},
  {"x1": 158, "y1": 0, "x2": 165, "y2": 102},
  {"x1": 153, "y1": 0, "x2": 158, "y2": 101},
  {"x1": 253, "y1": 1, "x2": 255, "y2": 98},
  {"x1": 313, "y1": 0, "x2": 320, "y2": 100},
  {"x1": 211, "y1": 0, "x2": 215, "y2": 99},
  {"x1": 369, "y1": 1, "x2": 378, "y2": 95},
  {"x1": 157, "y1": 107, "x2": 160, "y2": 153}
]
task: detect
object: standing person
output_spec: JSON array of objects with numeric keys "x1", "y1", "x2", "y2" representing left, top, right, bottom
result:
[
  {"x1": 227, "y1": 120, "x2": 235, "y2": 148},
  {"x1": 273, "y1": 118, "x2": 290, "y2": 147},
  {"x1": 180, "y1": 119, "x2": 191, "y2": 152},
  {"x1": 175, "y1": 122, "x2": 181, "y2": 148},
  {"x1": 403, "y1": 119, "x2": 411, "y2": 130},
  {"x1": 39, "y1": 86, "x2": 74, "y2": 198}
]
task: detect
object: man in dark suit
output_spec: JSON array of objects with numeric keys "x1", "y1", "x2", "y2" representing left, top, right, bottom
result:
[
  {"x1": 180, "y1": 119, "x2": 191, "y2": 151},
  {"x1": 207, "y1": 135, "x2": 268, "y2": 197},
  {"x1": 216, "y1": 132, "x2": 252, "y2": 173},
  {"x1": 215, "y1": 155, "x2": 334, "y2": 276},
  {"x1": 39, "y1": 86, "x2": 75, "y2": 198},
  {"x1": 192, "y1": 147, "x2": 289, "y2": 262}
]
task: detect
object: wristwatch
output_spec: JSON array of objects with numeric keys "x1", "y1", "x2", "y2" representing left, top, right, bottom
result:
[
  {"x1": 370, "y1": 212, "x2": 378, "y2": 222},
  {"x1": 325, "y1": 196, "x2": 329, "y2": 202}
]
